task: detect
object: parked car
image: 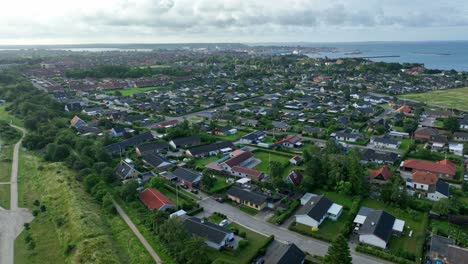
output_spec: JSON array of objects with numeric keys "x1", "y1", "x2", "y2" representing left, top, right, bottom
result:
[
  {"x1": 190, "y1": 189, "x2": 198, "y2": 194},
  {"x1": 215, "y1": 197, "x2": 224, "y2": 203},
  {"x1": 219, "y1": 219, "x2": 228, "y2": 227},
  {"x1": 180, "y1": 184, "x2": 188, "y2": 189}
]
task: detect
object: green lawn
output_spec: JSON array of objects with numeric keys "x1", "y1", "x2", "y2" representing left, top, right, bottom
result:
[
  {"x1": 207, "y1": 222, "x2": 270, "y2": 264},
  {"x1": 290, "y1": 209, "x2": 351, "y2": 242},
  {"x1": 103, "y1": 86, "x2": 164, "y2": 96},
  {"x1": 0, "y1": 144, "x2": 12, "y2": 182},
  {"x1": 0, "y1": 184, "x2": 10, "y2": 209},
  {"x1": 254, "y1": 150, "x2": 291, "y2": 174},
  {"x1": 204, "y1": 175, "x2": 232, "y2": 194},
  {"x1": 225, "y1": 200, "x2": 259, "y2": 216},
  {"x1": 194, "y1": 155, "x2": 222, "y2": 169},
  {"x1": 15, "y1": 151, "x2": 148, "y2": 263},
  {"x1": 398, "y1": 87, "x2": 468, "y2": 111},
  {"x1": 399, "y1": 138, "x2": 414, "y2": 152},
  {"x1": 315, "y1": 190, "x2": 356, "y2": 208},
  {"x1": 362, "y1": 199, "x2": 427, "y2": 257},
  {"x1": 213, "y1": 131, "x2": 247, "y2": 141}
]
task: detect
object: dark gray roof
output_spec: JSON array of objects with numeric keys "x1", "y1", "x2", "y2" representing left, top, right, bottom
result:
[
  {"x1": 105, "y1": 132, "x2": 154, "y2": 154},
  {"x1": 435, "y1": 180, "x2": 450, "y2": 196},
  {"x1": 183, "y1": 217, "x2": 232, "y2": 244},
  {"x1": 453, "y1": 132, "x2": 468, "y2": 139},
  {"x1": 358, "y1": 210, "x2": 395, "y2": 243},
  {"x1": 264, "y1": 242, "x2": 305, "y2": 264},
  {"x1": 296, "y1": 195, "x2": 333, "y2": 222},
  {"x1": 361, "y1": 149, "x2": 399, "y2": 164},
  {"x1": 448, "y1": 245, "x2": 468, "y2": 264},
  {"x1": 137, "y1": 142, "x2": 170, "y2": 153},
  {"x1": 170, "y1": 136, "x2": 201, "y2": 147},
  {"x1": 172, "y1": 167, "x2": 201, "y2": 183},
  {"x1": 226, "y1": 186, "x2": 267, "y2": 206},
  {"x1": 142, "y1": 153, "x2": 172, "y2": 169},
  {"x1": 114, "y1": 161, "x2": 136, "y2": 179},
  {"x1": 241, "y1": 130, "x2": 266, "y2": 141},
  {"x1": 373, "y1": 136, "x2": 399, "y2": 146},
  {"x1": 188, "y1": 141, "x2": 234, "y2": 156}
]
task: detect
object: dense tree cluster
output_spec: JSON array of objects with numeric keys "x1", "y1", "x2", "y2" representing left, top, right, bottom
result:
[
  {"x1": 0, "y1": 120, "x2": 21, "y2": 143},
  {"x1": 300, "y1": 141, "x2": 368, "y2": 196}
]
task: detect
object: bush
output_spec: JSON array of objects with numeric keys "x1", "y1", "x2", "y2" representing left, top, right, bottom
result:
[
  {"x1": 239, "y1": 231, "x2": 247, "y2": 238},
  {"x1": 355, "y1": 244, "x2": 414, "y2": 264},
  {"x1": 238, "y1": 240, "x2": 249, "y2": 249},
  {"x1": 186, "y1": 207, "x2": 204, "y2": 216},
  {"x1": 32, "y1": 209, "x2": 39, "y2": 216}
]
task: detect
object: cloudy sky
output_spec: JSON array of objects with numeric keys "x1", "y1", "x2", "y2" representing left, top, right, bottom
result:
[{"x1": 1, "y1": 0, "x2": 468, "y2": 45}]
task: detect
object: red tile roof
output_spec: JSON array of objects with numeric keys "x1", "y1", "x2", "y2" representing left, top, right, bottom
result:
[
  {"x1": 402, "y1": 159, "x2": 456, "y2": 176},
  {"x1": 412, "y1": 171, "x2": 438, "y2": 185},
  {"x1": 286, "y1": 170, "x2": 303, "y2": 186},
  {"x1": 369, "y1": 165, "x2": 391, "y2": 181},
  {"x1": 276, "y1": 134, "x2": 303, "y2": 145},
  {"x1": 139, "y1": 188, "x2": 174, "y2": 210},
  {"x1": 395, "y1": 105, "x2": 412, "y2": 114},
  {"x1": 232, "y1": 166, "x2": 264, "y2": 179},
  {"x1": 224, "y1": 151, "x2": 253, "y2": 168}
]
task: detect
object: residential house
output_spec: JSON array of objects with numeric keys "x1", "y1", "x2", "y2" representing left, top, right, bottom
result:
[
  {"x1": 186, "y1": 141, "x2": 234, "y2": 158},
  {"x1": 426, "y1": 110, "x2": 452, "y2": 119},
  {"x1": 183, "y1": 217, "x2": 234, "y2": 250},
  {"x1": 70, "y1": 115, "x2": 87, "y2": 127},
  {"x1": 460, "y1": 115, "x2": 468, "y2": 130},
  {"x1": 400, "y1": 159, "x2": 457, "y2": 179},
  {"x1": 142, "y1": 153, "x2": 174, "y2": 171},
  {"x1": 289, "y1": 155, "x2": 303, "y2": 165},
  {"x1": 368, "y1": 166, "x2": 392, "y2": 184},
  {"x1": 276, "y1": 135, "x2": 303, "y2": 148},
  {"x1": 370, "y1": 136, "x2": 401, "y2": 149},
  {"x1": 221, "y1": 150, "x2": 254, "y2": 171},
  {"x1": 139, "y1": 188, "x2": 175, "y2": 211},
  {"x1": 295, "y1": 195, "x2": 343, "y2": 228},
  {"x1": 172, "y1": 167, "x2": 202, "y2": 188},
  {"x1": 353, "y1": 207, "x2": 405, "y2": 249},
  {"x1": 241, "y1": 119, "x2": 259, "y2": 127},
  {"x1": 226, "y1": 186, "x2": 268, "y2": 211},
  {"x1": 428, "y1": 235, "x2": 454, "y2": 264},
  {"x1": 331, "y1": 131, "x2": 362, "y2": 143},
  {"x1": 430, "y1": 135, "x2": 448, "y2": 151},
  {"x1": 361, "y1": 149, "x2": 400, "y2": 165},
  {"x1": 263, "y1": 242, "x2": 305, "y2": 264},
  {"x1": 169, "y1": 136, "x2": 201, "y2": 149},
  {"x1": 302, "y1": 126, "x2": 322, "y2": 136},
  {"x1": 453, "y1": 132, "x2": 468, "y2": 141},
  {"x1": 135, "y1": 142, "x2": 170, "y2": 155},
  {"x1": 239, "y1": 130, "x2": 266, "y2": 144},
  {"x1": 394, "y1": 105, "x2": 413, "y2": 116},
  {"x1": 110, "y1": 127, "x2": 126, "y2": 137},
  {"x1": 114, "y1": 160, "x2": 140, "y2": 180},
  {"x1": 231, "y1": 166, "x2": 264, "y2": 181},
  {"x1": 272, "y1": 121, "x2": 290, "y2": 131},
  {"x1": 406, "y1": 171, "x2": 449, "y2": 201},
  {"x1": 213, "y1": 125, "x2": 237, "y2": 136},
  {"x1": 449, "y1": 142, "x2": 464, "y2": 156},
  {"x1": 414, "y1": 127, "x2": 438, "y2": 141},
  {"x1": 105, "y1": 132, "x2": 154, "y2": 155},
  {"x1": 285, "y1": 170, "x2": 303, "y2": 186}
]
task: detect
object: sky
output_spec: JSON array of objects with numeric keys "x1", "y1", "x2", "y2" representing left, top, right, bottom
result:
[{"x1": 1, "y1": 0, "x2": 468, "y2": 45}]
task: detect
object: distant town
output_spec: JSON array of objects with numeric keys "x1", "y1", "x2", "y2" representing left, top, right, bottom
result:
[{"x1": 0, "y1": 44, "x2": 467, "y2": 264}]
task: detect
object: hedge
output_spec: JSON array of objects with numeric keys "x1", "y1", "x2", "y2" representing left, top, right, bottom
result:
[
  {"x1": 270, "y1": 200, "x2": 300, "y2": 225},
  {"x1": 355, "y1": 244, "x2": 414, "y2": 264},
  {"x1": 205, "y1": 183, "x2": 234, "y2": 195},
  {"x1": 246, "y1": 235, "x2": 275, "y2": 263},
  {"x1": 288, "y1": 223, "x2": 333, "y2": 243},
  {"x1": 186, "y1": 207, "x2": 203, "y2": 216},
  {"x1": 340, "y1": 197, "x2": 363, "y2": 237}
]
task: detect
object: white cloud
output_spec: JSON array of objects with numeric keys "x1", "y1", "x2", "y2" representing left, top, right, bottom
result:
[{"x1": 0, "y1": 0, "x2": 467, "y2": 44}]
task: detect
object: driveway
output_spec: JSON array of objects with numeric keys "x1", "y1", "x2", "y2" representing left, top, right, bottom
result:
[{"x1": 198, "y1": 197, "x2": 390, "y2": 264}]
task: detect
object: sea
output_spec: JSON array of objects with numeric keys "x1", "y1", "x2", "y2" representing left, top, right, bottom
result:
[{"x1": 302, "y1": 41, "x2": 468, "y2": 71}]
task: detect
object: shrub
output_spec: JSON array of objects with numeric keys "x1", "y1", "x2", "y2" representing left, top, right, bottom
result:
[
  {"x1": 355, "y1": 244, "x2": 414, "y2": 264},
  {"x1": 32, "y1": 209, "x2": 39, "y2": 216},
  {"x1": 239, "y1": 231, "x2": 246, "y2": 238},
  {"x1": 238, "y1": 240, "x2": 249, "y2": 249}
]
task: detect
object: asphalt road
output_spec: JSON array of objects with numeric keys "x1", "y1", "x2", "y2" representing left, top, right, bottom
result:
[{"x1": 198, "y1": 197, "x2": 390, "y2": 264}]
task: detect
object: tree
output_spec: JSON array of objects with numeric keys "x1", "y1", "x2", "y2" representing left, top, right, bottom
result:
[
  {"x1": 269, "y1": 161, "x2": 283, "y2": 179},
  {"x1": 444, "y1": 116, "x2": 460, "y2": 133},
  {"x1": 324, "y1": 234, "x2": 352, "y2": 264},
  {"x1": 102, "y1": 193, "x2": 116, "y2": 214},
  {"x1": 201, "y1": 174, "x2": 216, "y2": 190},
  {"x1": 432, "y1": 198, "x2": 450, "y2": 215},
  {"x1": 117, "y1": 181, "x2": 139, "y2": 202},
  {"x1": 149, "y1": 177, "x2": 167, "y2": 189}
]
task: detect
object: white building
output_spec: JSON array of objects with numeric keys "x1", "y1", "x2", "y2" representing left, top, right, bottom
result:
[{"x1": 295, "y1": 195, "x2": 343, "y2": 228}]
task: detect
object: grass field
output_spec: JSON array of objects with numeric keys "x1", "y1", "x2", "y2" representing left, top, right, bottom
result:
[
  {"x1": 254, "y1": 150, "x2": 291, "y2": 174},
  {"x1": 291, "y1": 209, "x2": 351, "y2": 241},
  {"x1": 362, "y1": 199, "x2": 427, "y2": 258},
  {"x1": 0, "y1": 144, "x2": 12, "y2": 182},
  {"x1": 103, "y1": 86, "x2": 164, "y2": 96},
  {"x1": 0, "y1": 184, "x2": 10, "y2": 209},
  {"x1": 207, "y1": 222, "x2": 270, "y2": 264},
  {"x1": 15, "y1": 151, "x2": 150, "y2": 263},
  {"x1": 194, "y1": 155, "x2": 222, "y2": 169},
  {"x1": 0, "y1": 104, "x2": 22, "y2": 126},
  {"x1": 398, "y1": 87, "x2": 468, "y2": 111}
]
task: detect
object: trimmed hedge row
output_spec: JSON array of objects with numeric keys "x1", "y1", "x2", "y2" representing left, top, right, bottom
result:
[
  {"x1": 355, "y1": 244, "x2": 414, "y2": 264},
  {"x1": 270, "y1": 200, "x2": 300, "y2": 225},
  {"x1": 186, "y1": 207, "x2": 203, "y2": 216},
  {"x1": 288, "y1": 223, "x2": 333, "y2": 243},
  {"x1": 340, "y1": 197, "x2": 363, "y2": 237}
]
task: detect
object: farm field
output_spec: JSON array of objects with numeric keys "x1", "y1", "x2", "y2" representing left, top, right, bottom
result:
[{"x1": 398, "y1": 87, "x2": 468, "y2": 111}]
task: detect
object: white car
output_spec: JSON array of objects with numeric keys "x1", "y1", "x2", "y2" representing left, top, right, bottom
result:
[{"x1": 219, "y1": 219, "x2": 228, "y2": 227}]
